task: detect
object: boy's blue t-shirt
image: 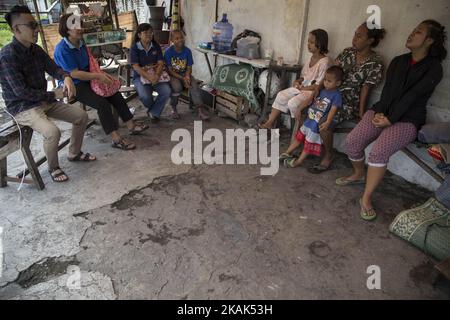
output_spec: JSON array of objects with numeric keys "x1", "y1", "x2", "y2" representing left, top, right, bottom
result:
[
  {"x1": 304, "y1": 88, "x2": 343, "y2": 133},
  {"x1": 164, "y1": 45, "x2": 194, "y2": 76}
]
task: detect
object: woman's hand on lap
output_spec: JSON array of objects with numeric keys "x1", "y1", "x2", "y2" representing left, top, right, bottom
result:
[{"x1": 97, "y1": 73, "x2": 114, "y2": 85}]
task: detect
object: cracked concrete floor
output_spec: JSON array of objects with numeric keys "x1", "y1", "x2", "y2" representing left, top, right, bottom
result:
[{"x1": 0, "y1": 101, "x2": 449, "y2": 300}]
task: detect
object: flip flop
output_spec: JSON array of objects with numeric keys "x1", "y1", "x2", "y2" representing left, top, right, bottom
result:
[
  {"x1": 359, "y1": 199, "x2": 377, "y2": 222},
  {"x1": 112, "y1": 139, "x2": 136, "y2": 151},
  {"x1": 284, "y1": 158, "x2": 297, "y2": 169},
  {"x1": 129, "y1": 124, "x2": 150, "y2": 136},
  {"x1": 308, "y1": 164, "x2": 331, "y2": 174},
  {"x1": 279, "y1": 153, "x2": 296, "y2": 163},
  {"x1": 335, "y1": 177, "x2": 366, "y2": 186}
]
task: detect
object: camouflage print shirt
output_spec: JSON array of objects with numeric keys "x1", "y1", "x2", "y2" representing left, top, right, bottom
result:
[{"x1": 336, "y1": 47, "x2": 384, "y2": 122}]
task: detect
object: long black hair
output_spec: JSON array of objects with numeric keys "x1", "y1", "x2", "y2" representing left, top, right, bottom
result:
[
  {"x1": 422, "y1": 19, "x2": 447, "y2": 62},
  {"x1": 133, "y1": 23, "x2": 155, "y2": 44}
]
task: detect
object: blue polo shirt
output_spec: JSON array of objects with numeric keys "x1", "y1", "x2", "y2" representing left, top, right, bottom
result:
[
  {"x1": 54, "y1": 38, "x2": 89, "y2": 85},
  {"x1": 129, "y1": 41, "x2": 163, "y2": 80}
]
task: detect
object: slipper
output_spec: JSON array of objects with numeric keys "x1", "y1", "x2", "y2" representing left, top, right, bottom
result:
[
  {"x1": 335, "y1": 177, "x2": 366, "y2": 186},
  {"x1": 68, "y1": 151, "x2": 97, "y2": 162},
  {"x1": 359, "y1": 199, "x2": 377, "y2": 222},
  {"x1": 308, "y1": 164, "x2": 331, "y2": 174}
]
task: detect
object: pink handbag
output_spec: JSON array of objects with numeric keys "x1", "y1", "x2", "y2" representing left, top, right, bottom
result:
[{"x1": 87, "y1": 47, "x2": 121, "y2": 97}]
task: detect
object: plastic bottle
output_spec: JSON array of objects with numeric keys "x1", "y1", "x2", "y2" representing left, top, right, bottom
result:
[{"x1": 212, "y1": 14, "x2": 233, "y2": 53}]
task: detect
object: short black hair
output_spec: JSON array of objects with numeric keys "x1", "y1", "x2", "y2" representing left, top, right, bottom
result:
[
  {"x1": 59, "y1": 13, "x2": 74, "y2": 38},
  {"x1": 134, "y1": 23, "x2": 154, "y2": 44},
  {"x1": 326, "y1": 66, "x2": 344, "y2": 82},
  {"x1": 5, "y1": 5, "x2": 32, "y2": 28},
  {"x1": 310, "y1": 29, "x2": 329, "y2": 54},
  {"x1": 361, "y1": 22, "x2": 386, "y2": 48}
]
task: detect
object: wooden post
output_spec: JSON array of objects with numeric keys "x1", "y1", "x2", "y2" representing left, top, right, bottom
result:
[
  {"x1": 0, "y1": 158, "x2": 7, "y2": 188},
  {"x1": 32, "y1": 0, "x2": 50, "y2": 55},
  {"x1": 111, "y1": 0, "x2": 120, "y2": 29}
]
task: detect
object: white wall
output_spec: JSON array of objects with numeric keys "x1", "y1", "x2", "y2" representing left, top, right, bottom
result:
[{"x1": 302, "y1": 0, "x2": 450, "y2": 121}]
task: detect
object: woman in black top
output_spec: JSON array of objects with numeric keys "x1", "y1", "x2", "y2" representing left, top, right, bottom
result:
[{"x1": 336, "y1": 20, "x2": 446, "y2": 221}]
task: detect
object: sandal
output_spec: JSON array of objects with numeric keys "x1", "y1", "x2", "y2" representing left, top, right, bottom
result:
[
  {"x1": 49, "y1": 167, "x2": 69, "y2": 183},
  {"x1": 68, "y1": 151, "x2": 97, "y2": 162},
  {"x1": 112, "y1": 139, "x2": 136, "y2": 151},
  {"x1": 335, "y1": 177, "x2": 366, "y2": 186},
  {"x1": 129, "y1": 123, "x2": 149, "y2": 136},
  {"x1": 198, "y1": 112, "x2": 210, "y2": 121},
  {"x1": 359, "y1": 199, "x2": 377, "y2": 222}
]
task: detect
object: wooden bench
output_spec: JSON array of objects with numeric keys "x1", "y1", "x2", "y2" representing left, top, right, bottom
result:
[{"x1": 0, "y1": 121, "x2": 45, "y2": 190}]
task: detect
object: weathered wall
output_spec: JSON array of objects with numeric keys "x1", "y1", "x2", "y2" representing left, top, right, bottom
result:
[
  {"x1": 180, "y1": 0, "x2": 306, "y2": 81},
  {"x1": 302, "y1": 0, "x2": 450, "y2": 122}
]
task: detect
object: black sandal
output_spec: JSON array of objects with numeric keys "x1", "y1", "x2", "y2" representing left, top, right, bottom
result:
[
  {"x1": 49, "y1": 167, "x2": 69, "y2": 183},
  {"x1": 68, "y1": 151, "x2": 97, "y2": 162},
  {"x1": 129, "y1": 124, "x2": 150, "y2": 136},
  {"x1": 112, "y1": 139, "x2": 136, "y2": 151}
]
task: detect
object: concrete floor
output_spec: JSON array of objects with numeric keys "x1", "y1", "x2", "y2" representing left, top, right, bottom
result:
[{"x1": 0, "y1": 100, "x2": 449, "y2": 300}]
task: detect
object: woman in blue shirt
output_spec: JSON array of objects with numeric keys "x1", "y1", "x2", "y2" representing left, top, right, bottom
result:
[
  {"x1": 54, "y1": 14, "x2": 148, "y2": 151},
  {"x1": 130, "y1": 23, "x2": 171, "y2": 122}
]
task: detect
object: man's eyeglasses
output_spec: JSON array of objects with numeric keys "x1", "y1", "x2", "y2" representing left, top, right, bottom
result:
[{"x1": 13, "y1": 21, "x2": 39, "y2": 30}]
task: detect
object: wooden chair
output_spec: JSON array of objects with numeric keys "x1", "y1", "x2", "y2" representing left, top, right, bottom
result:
[{"x1": 0, "y1": 121, "x2": 45, "y2": 190}]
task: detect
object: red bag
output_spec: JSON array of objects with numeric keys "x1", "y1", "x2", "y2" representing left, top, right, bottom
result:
[{"x1": 87, "y1": 47, "x2": 121, "y2": 97}]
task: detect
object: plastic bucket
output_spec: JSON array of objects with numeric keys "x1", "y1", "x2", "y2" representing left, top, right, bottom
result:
[
  {"x1": 149, "y1": 18, "x2": 164, "y2": 30},
  {"x1": 148, "y1": 6, "x2": 166, "y2": 20}
]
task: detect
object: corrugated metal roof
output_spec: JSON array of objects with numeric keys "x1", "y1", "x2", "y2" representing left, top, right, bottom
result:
[{"x1": 0, "y1": 0, "x2": 27, "y2": 12}]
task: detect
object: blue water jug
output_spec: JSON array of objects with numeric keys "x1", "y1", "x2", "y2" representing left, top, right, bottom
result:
[{"x1": 212, "y1": 14, "x2": 233, "y2": 53}]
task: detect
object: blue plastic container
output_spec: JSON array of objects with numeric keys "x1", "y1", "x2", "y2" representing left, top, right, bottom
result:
[{"x1": 212, "y1": 14, "x2": 233, "y2": 53}]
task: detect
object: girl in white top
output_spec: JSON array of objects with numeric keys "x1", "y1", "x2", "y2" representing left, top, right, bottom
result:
[{"x1": 260, "y1": 29, "x2": 333, "y2": 129}]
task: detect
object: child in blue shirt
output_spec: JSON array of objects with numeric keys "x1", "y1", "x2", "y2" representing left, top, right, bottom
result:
[
  {"x1": 164, "y1": 30, "x2": 209, "y2": 120},
  {"x1": 281, "y1": 66, "x2": 344, "y2": 168}
]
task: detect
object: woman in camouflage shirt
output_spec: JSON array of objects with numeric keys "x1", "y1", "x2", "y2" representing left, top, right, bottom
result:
[{"x1": 309, "y1": 23, "x2": 386, "y2": 174}]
